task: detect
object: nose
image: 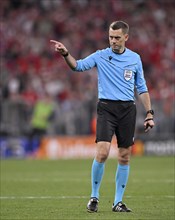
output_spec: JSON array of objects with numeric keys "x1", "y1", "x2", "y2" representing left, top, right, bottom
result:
[
  {"x1": 111, "y1": 38, "x2": 117, "y2": 44},
  {"x1": 111, "y1": 40, "x2": 115, "y2": 45}
]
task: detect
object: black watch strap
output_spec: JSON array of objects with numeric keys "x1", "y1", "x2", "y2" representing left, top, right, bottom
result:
[
  {"x1": 146, "y1": 110, "x2": 154, "y2": 115},
  {"x1": 62, "y1": 52, "x2": 69, "y2": 57}
]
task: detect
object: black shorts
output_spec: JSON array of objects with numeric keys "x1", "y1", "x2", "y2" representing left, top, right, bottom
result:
[{"x1": 96, "y1": 99, "x2": 136, "y2": 148}]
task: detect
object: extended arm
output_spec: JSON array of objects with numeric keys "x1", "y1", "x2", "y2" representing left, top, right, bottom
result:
[
  {"x1": 139, "y1": 92, "x2": 155, "y2": 132},
  {"x1": 50, "y1": 40, "x2": 77, "y2": 70}
]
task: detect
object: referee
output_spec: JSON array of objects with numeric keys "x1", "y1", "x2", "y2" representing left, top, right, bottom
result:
[{"x1": 50, "y1": 21, "x2": 155, "y2": 213}]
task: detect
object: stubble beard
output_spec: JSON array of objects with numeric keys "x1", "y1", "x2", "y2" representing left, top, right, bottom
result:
[{"x1": 111, "y1": 44, "x2": 124, "y2": 54}]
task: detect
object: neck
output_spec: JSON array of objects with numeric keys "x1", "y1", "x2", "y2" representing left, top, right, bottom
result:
[{"x1": 112, "y1": 47, "x2": 126, "y2": 54}]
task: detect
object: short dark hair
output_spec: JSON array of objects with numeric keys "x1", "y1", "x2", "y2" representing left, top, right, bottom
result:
[{"x1": 109, "y1": 21, "x2": 129, "y2": 34}]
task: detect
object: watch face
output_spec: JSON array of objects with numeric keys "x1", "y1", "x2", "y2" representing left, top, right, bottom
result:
[{"x1": 147, "y1": 110, "x2": 154, "y2": 115}]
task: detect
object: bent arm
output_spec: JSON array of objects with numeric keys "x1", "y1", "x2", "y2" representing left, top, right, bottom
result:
[
  {"x1": 139, "y1": 92, "x2": 152, "y2": 113},
  {"x1": 139, "y1": 92, "x2": 155, "y2": 132},
  {"x1": 63, "y1": 53, "x2": 77, "y2": 70}
]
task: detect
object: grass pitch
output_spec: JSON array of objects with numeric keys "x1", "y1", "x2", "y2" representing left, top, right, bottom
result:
[{"x1": 0, "y1": 156, "x2": 174, "y2": 220}]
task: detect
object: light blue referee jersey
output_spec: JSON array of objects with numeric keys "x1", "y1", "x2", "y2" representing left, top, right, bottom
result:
[{"x1": 75, "y1": 47, "x2": 148, "y2": 101}]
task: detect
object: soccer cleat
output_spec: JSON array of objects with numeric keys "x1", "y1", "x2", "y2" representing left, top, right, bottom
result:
[
  {"x1": 87, "y1": 197, "x2": 99, "y2": 213},
  {"x1": 112, "y1": 201, "x2": 132, "y2": 212}
]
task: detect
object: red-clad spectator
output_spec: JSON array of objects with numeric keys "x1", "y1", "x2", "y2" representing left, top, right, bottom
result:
[{"x1": 0, "y1": 0, "x2": 174, "y2": 136}]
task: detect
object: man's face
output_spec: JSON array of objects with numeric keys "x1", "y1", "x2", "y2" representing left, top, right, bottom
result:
[{"x1": 109, "y1": 28, "x2": 128, "y2": 53}]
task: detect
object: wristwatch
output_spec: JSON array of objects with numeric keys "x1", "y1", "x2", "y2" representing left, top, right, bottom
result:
[
  {"x1": 146, "y1": 110, "x2": 154, "y2": 116},
  {"x1": 62, "y1": 52, "x2": 69, "y2": 57}
]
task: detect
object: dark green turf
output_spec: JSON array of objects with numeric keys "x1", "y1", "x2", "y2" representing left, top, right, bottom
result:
[{"x1": 0, "y1": 156, "x2": 174, "y2": 219}]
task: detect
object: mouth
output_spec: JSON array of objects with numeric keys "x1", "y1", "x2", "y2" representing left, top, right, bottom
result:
[
  {"x1": 112, "y1": 44, "x2": 119, "y2": 48},
  {"x1": 112, "y1": 43, "x2": 124, "y2": 50}
]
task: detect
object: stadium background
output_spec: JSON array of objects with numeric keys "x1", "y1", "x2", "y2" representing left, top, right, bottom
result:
[{"x1": 0, "y1": 0, "x2": 174, "y2": 158}]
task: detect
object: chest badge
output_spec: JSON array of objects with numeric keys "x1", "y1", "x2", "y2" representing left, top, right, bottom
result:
[{"x1": 124, "y1": 70, "x2": 133, "y2": 81}]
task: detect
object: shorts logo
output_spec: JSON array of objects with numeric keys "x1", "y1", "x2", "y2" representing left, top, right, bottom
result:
[{"x1": 124, "y1": 70, "x2": 133, "y2": 81}]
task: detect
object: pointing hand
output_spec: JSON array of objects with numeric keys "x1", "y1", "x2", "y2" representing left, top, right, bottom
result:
[{"x1": 50, "y1": 40, "x2": 68, "y2": 56}]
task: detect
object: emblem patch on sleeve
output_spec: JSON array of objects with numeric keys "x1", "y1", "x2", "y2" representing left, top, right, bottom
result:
[{"x1": 124, "y1": 70, "x2": 133, "y2": 81}]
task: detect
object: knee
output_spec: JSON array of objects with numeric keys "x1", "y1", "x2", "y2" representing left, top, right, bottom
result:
[
  {"x1": 118, "y1": 149, "x2": 131, "y2": 165},
  {"x1": 95, "y1": 142, "x2": 110, "y2": 163},
  {"x1": 118, "y1": 155, "x2": 130, "y2": 164},
  {"x1": 96, "y1": 151, "x2": 108, "y2": 163}
]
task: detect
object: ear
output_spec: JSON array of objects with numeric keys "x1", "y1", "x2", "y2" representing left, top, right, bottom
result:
[{"x1": 125, "y1": 34, "x2": 129, "y2": 42}]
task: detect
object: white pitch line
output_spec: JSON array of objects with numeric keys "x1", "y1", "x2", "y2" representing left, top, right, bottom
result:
[
  {"x1": 0, "y1": 196, "x2": 89, "y2": 200},
  {"x1": 132, "y1": 179, "x2": 174, "y2": 183},
  {"x1": 0, "y1": 195, "x2": 174, "y2": 200},
  {"x1": 1, "y1": 178, "x2": 174, "y2": 183}
]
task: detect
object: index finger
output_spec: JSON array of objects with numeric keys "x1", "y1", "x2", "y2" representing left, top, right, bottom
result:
[{"x1": 50, "y1": 40, "x2": 60, "y2": 44}]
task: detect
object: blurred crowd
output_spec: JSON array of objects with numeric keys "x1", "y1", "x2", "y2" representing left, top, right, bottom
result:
[{"x1": 0, "y1": 0, "x2": 174, "y2": 138}]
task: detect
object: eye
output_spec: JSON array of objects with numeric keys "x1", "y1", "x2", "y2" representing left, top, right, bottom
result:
[{"x1": 115, "y1": 37, "x2": 121, "y2": 40}]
